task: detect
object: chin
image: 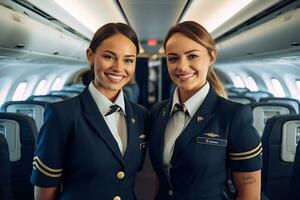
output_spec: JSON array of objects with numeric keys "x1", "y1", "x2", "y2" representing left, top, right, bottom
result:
[
  {"x1": 179, "y1": 84, "x2": 200, "y2": 92},
  {"x1": 177, "y1": 81, "x2": 193, "y2": 89},
  {"x1": 107, "y1": 84, "x2": 123, "y2": 91}
]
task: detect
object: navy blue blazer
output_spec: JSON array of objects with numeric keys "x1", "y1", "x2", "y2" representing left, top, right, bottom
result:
[
  {"x1": 149, "y1": 87, "x2": 262, "y2": 200},
  {"x1": 31, "y1": 87, "x2": 148, "y2": 200}
]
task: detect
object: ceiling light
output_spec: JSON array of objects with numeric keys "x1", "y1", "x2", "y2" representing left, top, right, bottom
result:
[
  {"x1": 181, "y1": 0, "x2": 254, "y2": 32},
  {"x1": 53, "y1": 0, "x2": 126, "y2": 32}
]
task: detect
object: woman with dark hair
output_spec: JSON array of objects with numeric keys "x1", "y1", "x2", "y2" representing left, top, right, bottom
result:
[
  {"x1": 149, "y1": 21, "x2": 262, "y2": 200},
  {"x1": 31, "y1": 23, "x2": 148, "y2": 200}
]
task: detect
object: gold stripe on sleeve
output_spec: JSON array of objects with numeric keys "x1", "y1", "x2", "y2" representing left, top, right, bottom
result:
[
  {"x1": 33, "y1": 161, "x2": 63, "y2": 178},
  {"x1": 33, "y1": 156, "x2": 63, "y2": 173},
  {"x1": 229, "y1": 143, "x2": 262, "y2": 156},
  {"x1": 229, "y1": 147, "x2": 262, "y2": 161}
]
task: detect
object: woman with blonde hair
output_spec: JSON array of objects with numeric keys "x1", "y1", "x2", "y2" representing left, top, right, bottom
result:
[{"x1": 149, "y1": 21, "x2": 262, "y2": 200}]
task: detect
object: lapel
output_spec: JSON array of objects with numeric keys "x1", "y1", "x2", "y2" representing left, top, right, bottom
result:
[
  {"x1": 152, "y1": 99, "x2": 173, "y2": 183},
  {"x1": 170, "y1": 87, "x2": 219, "y2": 163},
  {"x1": 80, "y1": 87, "x2": 124, "y2": 166},
  {"x1": 123, "y1": 96, "x2": 138, "y2": 163}
]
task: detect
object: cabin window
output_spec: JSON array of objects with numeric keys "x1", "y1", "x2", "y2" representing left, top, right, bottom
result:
[
  {"x1": 246, "y1": 76, "x2": 259, "y2": 91},
  {"x1": 34, "y1": 80, "x2": 48, "y2": 95},
  {"x1": 12, "y1": 82, "x2": 28, "y2": 101},
  {"x1": 271, "y1": 78, "x2": 286, "y2": 97},
  {"x1": 50, "y1": 77, "x2": 63, "y2": 91},
  {"x1": 233, "y1": 75, "x2": 245, "y2": 88},
  {"x1": 0, "y1": 78, "x2": 12, "y2": 107}
]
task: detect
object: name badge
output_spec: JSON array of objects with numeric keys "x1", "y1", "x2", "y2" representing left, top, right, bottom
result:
[
  {"x1": 196, "y1": 136, "x2": 227, "y2": 146},
  {"x1": 140, "y1": 142, "x2": 148, "y2": 150}
]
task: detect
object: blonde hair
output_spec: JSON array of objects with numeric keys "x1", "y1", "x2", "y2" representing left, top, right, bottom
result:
[{"x1": 164, "y1": 21, "x2": 227, "y2": 98}]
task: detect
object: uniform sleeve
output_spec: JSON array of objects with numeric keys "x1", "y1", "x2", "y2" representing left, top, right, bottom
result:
[
  {"x1": 31, "y1": 104, "x2": 67, "y2": 187},
  {"x1": 228, "y1": 105, "x2": 262, "y2": 172}
]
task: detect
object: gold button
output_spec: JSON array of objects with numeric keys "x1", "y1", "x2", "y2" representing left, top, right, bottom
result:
[
  {"x1": 116, "y1": 171, "x2": 125, "y2": 180},
  {"x1": 113, "y1": 196, "x2": 121, "y2": 200}
]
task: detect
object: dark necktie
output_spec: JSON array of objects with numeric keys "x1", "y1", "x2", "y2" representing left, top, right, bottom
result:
[
  {"x1": 105, "y1": 104, "x2": 121, "y2": 116},
  {"x1": 104, "y1": 104, "x2": 127, "y2": 155},
  {"x1": 164, "y1": 102, "x2": 189, "y2": 178},
  {"x1": 173, "y1": 103, "x2": 189, "y2": 115}
]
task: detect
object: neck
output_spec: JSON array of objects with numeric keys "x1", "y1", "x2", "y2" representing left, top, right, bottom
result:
[
  {"x1": 178, "y1": 83, "x2": 206, "y2": 103},
  {"x1": 93, "y1": 81, "x2": 119, "y2": 102},
  {"x1": 178, "y1": 89, "x2": 195, "y2": 103}
]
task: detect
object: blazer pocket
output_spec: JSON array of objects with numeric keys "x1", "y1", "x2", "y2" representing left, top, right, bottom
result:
[{"x1": 196, "y1": 136, "x2": 227, "y2": 147}]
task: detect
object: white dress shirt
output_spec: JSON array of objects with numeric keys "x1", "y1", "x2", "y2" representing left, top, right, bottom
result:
[
  {"x1": 88, "y1": 82, "x2": 127, "y2": 155},
  {"x1": 163, "y1": 82, "x2": 210, "y2": 166}
]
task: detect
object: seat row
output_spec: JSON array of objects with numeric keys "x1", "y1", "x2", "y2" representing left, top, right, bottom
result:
[
  {"x1": 0, "y1": 85, "x2": 84, "y2": 200},
  {"x1": 1, "y1": 112, "x2": 300, "y2": 200},
  {"x1": 227, "y1": 87, "x2": 300, "y2": 112},
  {"x1": 0, "y1": 113, "x2": 36, "y2": 200},
  {"x1": 0, "y1": 83, "x2": 141, "y2": 199},
  {"x1": 261, "y1": 114, "x2": 300, "y2": 200}
]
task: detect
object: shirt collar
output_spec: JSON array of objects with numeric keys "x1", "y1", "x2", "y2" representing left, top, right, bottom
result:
[
  {"x1": 171, "y1": 82, "x2": 210, "y2": 118},
  {"x1": 88, "y1": 82, "x2": 126, "y2": 116}
]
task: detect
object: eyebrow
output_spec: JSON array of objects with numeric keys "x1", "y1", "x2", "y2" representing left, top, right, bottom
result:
[
  {"x1": 167, "y1": 49, "x2": 201, "y2": 56},
  {"x1": 184, "y1": 49, "x2": 201, "y2": 54},
  {"x1": 104, "y1": 50, "x2": 136, "y2": 58}
]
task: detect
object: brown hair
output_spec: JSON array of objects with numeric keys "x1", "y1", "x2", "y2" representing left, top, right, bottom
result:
[
  {"x1": 88, "y1": 23, "x2": 139, "y2": 80},
  {"x1": 163, "y1": 21, "x2": 227, "y2": 98}
]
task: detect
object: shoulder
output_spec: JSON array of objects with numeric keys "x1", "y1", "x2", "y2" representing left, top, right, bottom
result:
[
  {"x1": 130, "y1": 102, "x2": 148, "y2": 117},
  {"x1": 47, "y1": 95, "x2": 81, "y2": 115},
  {"x1": 130, "y1": 102, "x2": 147, "y2": 113},
  {"x1": 43, "y1": 96, "x2": 81, "y2": 129},
  {"x1": 150, "y1": 99, "x2": 170, "y2": 115},
  {"x1": 50, "y1": 95, "x2": 80, "y2": 110},
  {"x1": 217, "y1": 96, "x2": 252, "y2": 118},
  {"x1": 217, "y1": 96, "x2": 249, "y2": 110}
]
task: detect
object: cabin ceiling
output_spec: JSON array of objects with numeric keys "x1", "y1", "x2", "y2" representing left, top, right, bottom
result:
[
  {"x1": 119, "y1": 0, "x2": 187, "y2": 53},
  {"x1": 3, "y1": 0, "x2": 299, "y2": 57}
]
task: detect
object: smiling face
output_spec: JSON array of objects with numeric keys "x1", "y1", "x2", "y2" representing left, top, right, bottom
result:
[
  {"x1": 87, "y1": 33, "x2": 137, "y2": 100},
  {"x1": 165, "y1": 33, "x2": 216, "y2": 101}
]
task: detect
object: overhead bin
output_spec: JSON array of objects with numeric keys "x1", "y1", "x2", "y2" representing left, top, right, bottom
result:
[
  {"x1": 0, "y1": 4, "x2": 89, "y2": 62},
  {"x1": 216, "y1": 6, "x2": 300, "y2": 61}
]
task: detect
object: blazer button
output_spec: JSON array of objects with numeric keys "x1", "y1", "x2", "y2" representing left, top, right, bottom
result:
[
  {"x1": 116, "y1": 171, "x2": 125, "y2": 180},
  {"x1": 113, "y1": 196, "x2": 121, "y2": 200},
  {"x1": 168, "y1": 190, "x2": 173, "y2": 196}
]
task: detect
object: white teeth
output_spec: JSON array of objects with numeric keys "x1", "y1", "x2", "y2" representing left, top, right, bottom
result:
[
  {"x1": 107, "y1": 74, "x2": 123, "y2": 81},
  {"x1": 179, "y1": 74, "x2": 193, "y2": 78},
  {"x1": 178, "y1": 73, "x2": 194, "y2": 80}
]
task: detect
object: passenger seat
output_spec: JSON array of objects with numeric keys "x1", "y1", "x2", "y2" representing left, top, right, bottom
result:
[
  {"x1": 27, "y1": 94, "x2": 69, "y2": 103},
  {"x1": 248, "y1": 102, "x2": 296, "y2": 137},
  {"x1": 228, "y1": 95, "x2": 256, "y2": 104},
  {"x1": 289, "y1": 139, "x2": 300, "y2": 200},
  {"x1": 0, "y1": 113, "x2": 37, "y2": 200},
  {"x1": 261, "y1": 114, "x2": 300, "y2": 200},
  {"x1": 260, "y1": 97, "x2": 300, "y2": 114},
  {"x1": 241, "y1": 91, "x2": 273, "y2": 102},
  {"x1": 0, "y1": 132, "x2": 13, "y2": 200},
  {"x1": 1, "y1": 100, "x2": 48, "y2": 132}
]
